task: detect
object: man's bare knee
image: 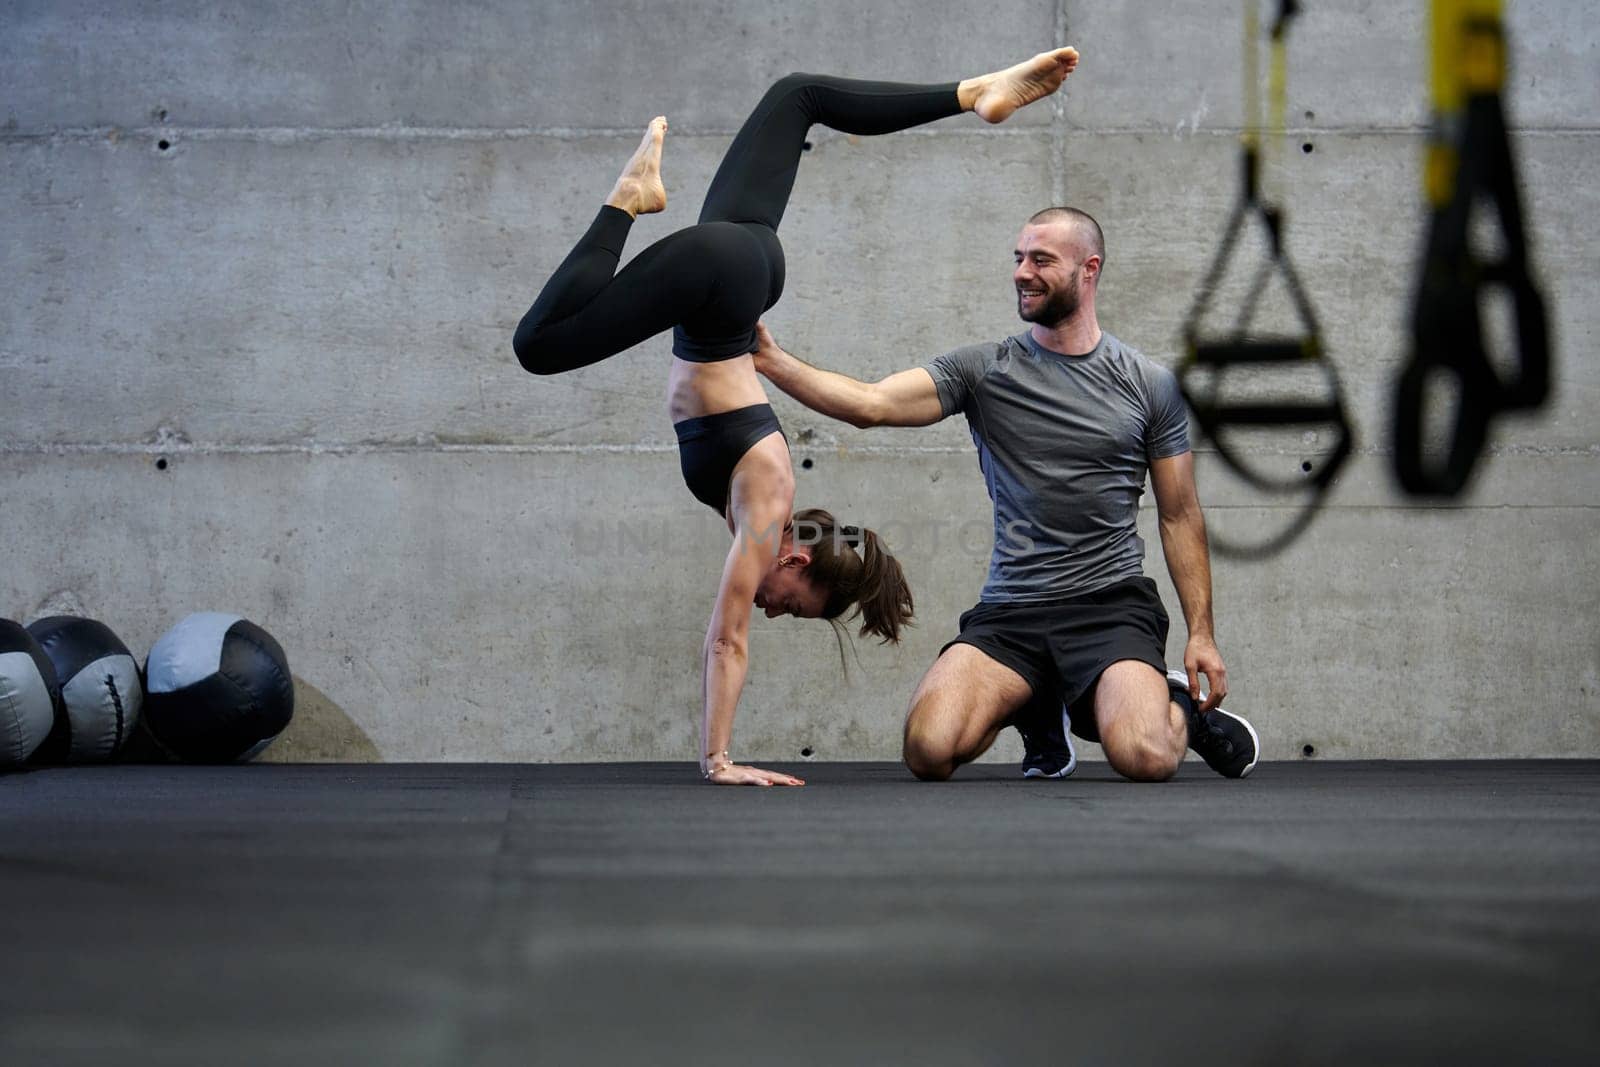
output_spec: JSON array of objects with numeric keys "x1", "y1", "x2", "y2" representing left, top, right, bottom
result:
[
  {"x1": 1093, "y1": 661, "x2": 1187, "y2": 783},
  {"x1": 1099, "y1": 713, "x2": 1185, "y2": 782},
  {"x1": 902, "y1": 723, "x2": 957, "y2": 781},
  {"x1": 901, "y1": 644, "x2": 1029, "y2": 782},
  {"x1": 1108, "y1": 738, "x2": 1183, "y2": 782},
  {"x1": 904, "y1": 750, "x2": 955, "y2": 782}
]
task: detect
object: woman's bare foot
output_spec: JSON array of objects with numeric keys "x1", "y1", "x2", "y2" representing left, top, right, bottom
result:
[
  {"x1": 606, "y1": 116, "x2": 668, "y2": 218},
  {"x1": 961, "y1": 48, "x2": 1080, "y2": 124}
]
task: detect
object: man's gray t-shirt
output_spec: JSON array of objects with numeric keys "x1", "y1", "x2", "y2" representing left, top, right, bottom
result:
[{"x1": 924, "y1": 330, "x2": 1190, "y2": 603}]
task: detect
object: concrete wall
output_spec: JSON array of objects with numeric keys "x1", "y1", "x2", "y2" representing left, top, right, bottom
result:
[{"x1": 3, "y1": 1, "x2": 1596, "y2": 765}]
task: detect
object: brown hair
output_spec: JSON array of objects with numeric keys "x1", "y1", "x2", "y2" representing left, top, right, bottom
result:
[{"x1": 792, "y1": 507, "x2": 914, "y2": 645}]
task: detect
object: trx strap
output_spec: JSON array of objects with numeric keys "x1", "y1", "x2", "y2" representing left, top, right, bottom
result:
[
  {"x1": 1393, "y1": 0, "x2": 1550, "y2": 496},
  {"x1": 1179, "y1": 0, "x2": 1353, "y2": 558}
]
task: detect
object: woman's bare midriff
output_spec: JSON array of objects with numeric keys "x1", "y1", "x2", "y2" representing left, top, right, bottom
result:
[{"x1": 666, "y1": 354, "x2": 772, "y2": 424}]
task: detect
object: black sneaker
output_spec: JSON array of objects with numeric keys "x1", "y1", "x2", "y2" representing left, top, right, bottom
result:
[
  {"x1": 1016, "y1": 698, "x2": 1077, "y2": 779},
  {"x1": 1167, "y1": 669, "x2": 1259, "y2": 779}
]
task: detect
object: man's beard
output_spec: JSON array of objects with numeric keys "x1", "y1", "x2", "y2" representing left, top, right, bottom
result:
[{"x1": 1017, "y1": 274, "x2": 1081, "y2": 326}]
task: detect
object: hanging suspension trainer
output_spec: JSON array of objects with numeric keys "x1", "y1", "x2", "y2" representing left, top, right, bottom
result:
[
  {"x1": 1393, "y1": 0, "x2": 1551, "y2": 497},
  {"x1": 1179, "y1": 0, "x2": 1354, "y2": 558}
]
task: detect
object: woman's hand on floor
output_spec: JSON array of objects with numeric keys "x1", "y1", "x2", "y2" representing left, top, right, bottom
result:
[{"x1": 705, "y1": 762, "x2": 806, "y2": 786}]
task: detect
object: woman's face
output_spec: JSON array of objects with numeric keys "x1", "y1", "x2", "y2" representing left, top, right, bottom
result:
[{"x1": 753, "y1": 557, "x2": 828, "y2": 619}]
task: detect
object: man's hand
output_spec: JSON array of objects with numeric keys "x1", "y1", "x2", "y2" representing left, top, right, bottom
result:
[
  {"x1": 750, "y1": 321, "x2": 944, "y2": 428},
  {"x1": 1182, "y1": 635, "x2": 1228, "y2": 713},
  {"x1": 705, "y1": 761, "x2": 806, "y2": 787},
  {"x1": 753, "y1": 321, "x2": 786, "y2": 377}
]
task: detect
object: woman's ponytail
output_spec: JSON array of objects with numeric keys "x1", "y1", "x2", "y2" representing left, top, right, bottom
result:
[
  {"x1": 793, "y1": 508, "x2": 915, "y2": 645},
  {"x1": 852, "y1": 526, "x2": 913, "y2": 643}
]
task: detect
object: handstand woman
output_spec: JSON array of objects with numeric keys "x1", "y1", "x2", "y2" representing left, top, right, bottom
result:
[{"x1": 513, "y1": 49, "x2": 1080, "y2": 785}]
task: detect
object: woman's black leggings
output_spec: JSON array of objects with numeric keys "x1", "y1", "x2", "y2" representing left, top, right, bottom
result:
[{"x1": 513, "y1": 74, "x2": 961, "y2": 372}]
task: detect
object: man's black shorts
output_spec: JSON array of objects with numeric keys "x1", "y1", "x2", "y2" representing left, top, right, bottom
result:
[{"x1": 941, "y1": 576, "x2": 1171, "y2": 740}]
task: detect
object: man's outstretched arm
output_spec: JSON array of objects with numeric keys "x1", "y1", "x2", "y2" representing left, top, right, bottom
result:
[
  {"x1": 753, "y1": 323, "x2": 945, "y2": 428},
  {"x1": 1150, "y1": 450, "x2": 1228, "y2": 712}
]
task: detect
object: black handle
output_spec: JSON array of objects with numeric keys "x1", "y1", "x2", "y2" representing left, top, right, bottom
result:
[
  {"x1": 1179, "y1": 356, "x2": 1355, "y2": 497},
  {"x1": 1392, "y1": 352, "x2": 1495, "y2": 498},
  {"x1": 1190, "y1": 339, "x2": 1316, "y2": 365}
]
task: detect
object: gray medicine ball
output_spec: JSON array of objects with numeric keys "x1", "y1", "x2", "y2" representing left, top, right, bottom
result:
[
  {"x1": 1, "y1": 617, "x2": 66, "y2": 768},
  {"x1": 143, "y1": 612, "x2": 295, "y2": 763},
  {"x1": 26, "y1": 615, "x2": 144, "y2": 763}
]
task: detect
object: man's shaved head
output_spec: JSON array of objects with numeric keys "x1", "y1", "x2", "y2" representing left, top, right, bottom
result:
[{"x1": 1026, "y1": 206, "x2": 1105, "y2": 273}]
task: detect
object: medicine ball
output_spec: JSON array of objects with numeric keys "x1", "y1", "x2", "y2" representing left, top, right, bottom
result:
[
  {"x1": 1, "y1": 618, "x2": 66, "y2": 768},
  {"x1": 143, "y1": 612, "x2": 294, "y2": 763},
  {"x1": 27, "y1": 615, "x2": 144, "y2": 763}
]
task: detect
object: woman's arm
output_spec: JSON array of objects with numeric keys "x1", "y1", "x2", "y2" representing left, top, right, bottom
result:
[{"x1": 699, "y1": 447, "x2": 806, "y2": 786}]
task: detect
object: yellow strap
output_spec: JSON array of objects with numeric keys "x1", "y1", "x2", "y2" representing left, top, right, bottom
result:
[
  {"x1": 1425, "y1": 143, "x2": 1460, "y2": 207},
  {"x1": 1432, "y1": 0, "x2": 1504, "y2": 112},
  {"x1": 1240, "y1": 1, "x2": 1293, "y2": 204},
  {"x1": 1265, "y1": 6, "x2": 1289, "y2": 197},
  {"x1": 1427, "y1": 0, "x2": 1504, "y2": 206},
  {"x1": 1242, "y1": 0, "x2": 1261, "y2": 156}
]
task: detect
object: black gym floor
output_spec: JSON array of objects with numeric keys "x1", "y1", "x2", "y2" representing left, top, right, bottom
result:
[{"x1": 3, "y1": 761, "x2": 1597, "y2": 1065}]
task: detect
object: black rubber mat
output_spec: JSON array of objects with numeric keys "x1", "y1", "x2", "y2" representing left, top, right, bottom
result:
[{"x1": 2, "y1": 761, "x2": 1597, "y2": 1064}]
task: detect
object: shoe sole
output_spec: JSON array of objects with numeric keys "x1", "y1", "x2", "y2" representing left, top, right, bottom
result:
[
  {"x1": 1166, "y1": 669, "x2": 1259, "y2": 779},
  {"x1": 1020, "y1": 704, "x2": 1078, "y2": 779}
]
